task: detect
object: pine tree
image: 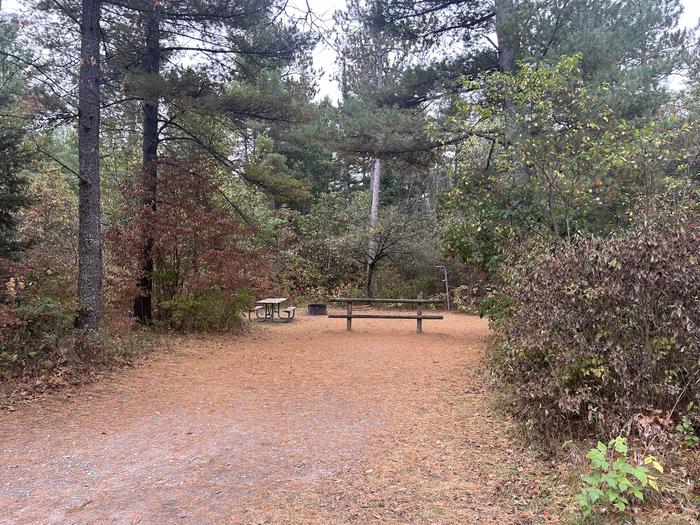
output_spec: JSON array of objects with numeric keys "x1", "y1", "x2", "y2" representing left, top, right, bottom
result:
[
  {"x1": 75, "y1": 0, "x2": 102, "y2": 330},
  {"x1": 0, "y1": 125, "x2": 31, "y2": 260},
  {"x1": 0, "y1": 16, "x2": 31, "y2": 261},
  {"x1": 110, "y1": 1, "x2": 314, "y2": 321},
  {"x1": 336, "y1": 0, "x2": 441, "y2": 295},
  {"x1": 27, "y1": 0, "x2": 316, "y2": 322},
  {"x1": 514, "y1": 0, "x2": 686, "y2": 117}
]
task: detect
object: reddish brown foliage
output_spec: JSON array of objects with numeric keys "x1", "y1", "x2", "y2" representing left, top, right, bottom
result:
[
  {"x1": 491, "y1": 208, "x2": 700, "y2": 441},
  {"x1": 9, "y1": 167, "x2": 78, "y2": 302},
  {"x1": 0, "y1": 169, "x2": 83, "y2": 379},
  {"x1": 106, "y1": 156, "x2": 269, "y2": 330}
]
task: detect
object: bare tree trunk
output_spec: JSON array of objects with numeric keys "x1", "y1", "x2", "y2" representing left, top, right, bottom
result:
[
  {"x1": 76, "y1": 0, "x2": 102, "y2": 330},
  {"x1": 495, "y1": 0, "x2": 526, "y2": 190},
  {"x1": 495, "y1": 0, "x2": 520, "y2": 74},
  {"x1": 365, "y1": 157, "x2": 381, "y2": 296},
  {"x1": 365, "y1": 40, "x2": 385, "y2": 297},
  {"x1": 133, "y1": 1, "x2": 160, "y2": 323},
  {"x1": 364, "y1": 258, "x2": 376, "y2": 299},
  {"x1": 369, "y1": 158, "x2": 381, "y2": 224}
]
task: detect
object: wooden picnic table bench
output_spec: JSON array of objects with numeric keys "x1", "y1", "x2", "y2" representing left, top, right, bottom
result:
[
  {"x1": 328, "y1": 294, "x2": 444, "y2": 333},
  {"x1": 249, "y1": 297, "x2": 296, "y2": 322}
]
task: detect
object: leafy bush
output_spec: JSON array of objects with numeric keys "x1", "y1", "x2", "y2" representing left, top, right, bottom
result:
[
  {"x1": 0, "y1": 168, "x2": 89, "y2": 382},
  {"x1": 490, "y1": 208, "x2": 700, "y2": 440},
  {"x1": 107, "y1": 157, "x2": 265, "y2": 330},
  {"x1": 0, "y1": 292, "x2": 155, "y2": 392},
  {"x1": 160, "y1": 289, "x2": 252, "y2": 332},
  {"x1": 277, "y1": 193, "x2": 365, "y2": 299},
  {"x1": 278, "y1": 192, "x2": 445, "y2": 300},
  {"x1": 0, "y1": 296, "x2": 75, "y2": 375},
  {"x1": 374, "y1": 268, "x2": 438, "y2": 300},
  {"x1": 576, "y1": 436, "x2": 662, "y2": 517},
  {"x1": 676, "y1": 416, "x2": 700, "y2": 449}
]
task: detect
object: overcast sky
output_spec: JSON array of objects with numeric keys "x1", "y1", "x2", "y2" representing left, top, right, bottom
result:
[{"x1": 3, "y1": 0, "x2": 700, "y2": 99}]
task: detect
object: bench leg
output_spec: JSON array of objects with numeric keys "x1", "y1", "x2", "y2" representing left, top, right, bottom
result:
[
  {"x1": 346, "y1": 301, "x2": 352, "y2": 331},
  {"x1": 416, "y1": 296, "x2": 423, "y2": 333}
]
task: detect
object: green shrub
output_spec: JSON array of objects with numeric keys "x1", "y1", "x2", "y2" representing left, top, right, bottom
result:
[
  {"x1": 0, "y1": 296, "x2": 76, "y2": 375},
  {"x1": 490, "y1": 208, "x2": 700, "y2": 440},
  {"x1": 160, "y1": 289, "x2": 251, "y2": 332},
  {"x1": 576, "y1": 436, "x2": 662, "y2": 517},
  {"x1": 0, "y1": 294, "x2": 156, "y2": 389},
  {"x1": 374, "y1": 268, "x2": 439, "y2": 300},
  {"x1": 676, "y1": 415, "x2": 700, "y2": 449}
]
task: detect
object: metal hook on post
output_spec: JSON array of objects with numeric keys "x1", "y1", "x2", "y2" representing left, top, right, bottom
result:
[{"x1": 436, "y1": 265, "x2": 450, "y2": 311}]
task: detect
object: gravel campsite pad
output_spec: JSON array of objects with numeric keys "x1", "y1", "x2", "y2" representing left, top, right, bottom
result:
[{"x1": 1, "y1": 313, "x2": 559, "y2": 524}]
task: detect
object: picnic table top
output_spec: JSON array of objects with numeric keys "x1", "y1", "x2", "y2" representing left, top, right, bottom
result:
[{"x1": 255, "y1": 297, "x2": 287, "y2": 305}]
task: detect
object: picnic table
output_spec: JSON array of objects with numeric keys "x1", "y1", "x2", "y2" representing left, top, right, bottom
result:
[
  {"x1": 328, "y1": 294, "x2": 444, "y2": 333},
  {"x1": 250, "y1": 297, "x2": 296, "y2": 322}
]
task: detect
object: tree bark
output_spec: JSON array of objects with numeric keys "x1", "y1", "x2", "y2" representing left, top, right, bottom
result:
[
  {"x1": 365, "y1": 157, "x2": 381, "y2": 296},
  {"x1": 76, "y1": 0, "x2": 102, "y2": 330},
  {"x1": 365, "y1": 40, "x2": 385, "y2": 297},
  {"x1": 494, "y1": 0, "x2": 520, "y2": 74},
  {"x1": 495, "y1": 0, "x2": 525, "y2": 186},
  {"x1": 364, "y1": 258, "x2": 376, "y2": 299},
  {"x1": 133, "y1": 1, "x2": 160, "y2": 323}
]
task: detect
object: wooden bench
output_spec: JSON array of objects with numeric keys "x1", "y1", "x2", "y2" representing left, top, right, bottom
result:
[{"x1": 328, "y1": 295, "x2": 444, "y2": 333}]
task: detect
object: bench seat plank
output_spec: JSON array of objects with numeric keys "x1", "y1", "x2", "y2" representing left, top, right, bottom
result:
[
  {"x1": 247, "y1": 304, "x2": 265, "y2": 321},
  {"x1": 328, "y1": 298, "x2": 443, "y2": 304},
  {"x1": 328, "y1": 314, "x2": 443, "y2": 320}
]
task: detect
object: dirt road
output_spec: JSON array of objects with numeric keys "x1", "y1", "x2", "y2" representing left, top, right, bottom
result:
[{"x1": 1, "y1": 312, "x2": 553, "y2": 524}]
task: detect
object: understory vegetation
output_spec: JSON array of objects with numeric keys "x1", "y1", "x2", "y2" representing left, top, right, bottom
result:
[
  {"x1": 490, "y1": 207, "x2": 700, "y2": 442},
  {"x1": 1, "y1": 0, "x2": 700, "y2": 520}
]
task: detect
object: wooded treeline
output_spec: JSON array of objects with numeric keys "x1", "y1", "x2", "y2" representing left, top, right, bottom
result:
[{"x1": 1, "y1": 0, "x2": 699, "y2": 480}]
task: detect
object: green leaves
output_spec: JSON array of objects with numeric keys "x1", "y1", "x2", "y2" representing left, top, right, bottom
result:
[
  {"x1": 674, "y1": 416, "x2": 699, "y2": 448},
  {"x1": 611, "y1": 436, "x2": 627, "y2": 454},
  {"x1": 443, "y1": 50, "x2": 700, "y2": 278},
  {"x1": 576, "y1": 437, "x2": 662, "y2": 517},
  {"x1": 586, "y1": 444, "x2": 609, "y2": 471}
]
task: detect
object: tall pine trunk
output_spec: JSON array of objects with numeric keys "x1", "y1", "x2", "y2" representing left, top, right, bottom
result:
[
  {"x1": 365, "y1": 42, "x2": 385, "y2": 298},
  {"x1": 365, "y1": 157, "x2": 381, "y2": 297},
  {"x1": 133, "y1": 1, "x2": 160, "y2": 323},
  {"x1": 76, "y1": 0, "x2": 102, "y2": 330},
  {"x1": 495, "y1": 0, "x2": 520, "y2": 74},
  {"x1": 495, "y1": 0, "x2": 525, "y2": 189}
]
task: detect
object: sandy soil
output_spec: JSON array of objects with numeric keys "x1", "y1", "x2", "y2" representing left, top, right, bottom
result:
[{"x1": 0, "y1": 312, "x2": 556, "y2": 524}]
